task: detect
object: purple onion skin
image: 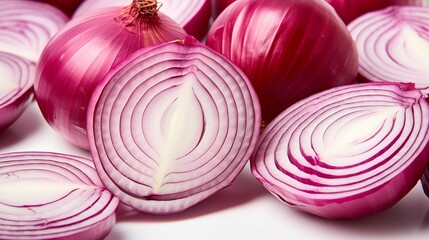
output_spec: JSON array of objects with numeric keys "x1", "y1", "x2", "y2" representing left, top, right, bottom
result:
[
  {"x1": 35, "y1": 6, "x2": 187, "y2": 149},
  {"x1": 325, "y1": 0, "x2": 424, "y2": 24},
  {"x1": 206, "y1": 0, "x2": 359, "y2": 125},
  {"x1": 214, "y1": 0, "x2": 236, "y2": 17},
  {"x1": 251, "y1": 82, "x2": 429, "y2": 219},
  {"x1": 421, "y1": 166, "x2": 429, "y2": 198}
]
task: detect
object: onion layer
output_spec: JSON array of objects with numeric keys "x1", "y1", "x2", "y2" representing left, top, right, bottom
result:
[
  {"x1": 35, "y1": 1, "x2": 187, "y2": 149},
  {"x1": 0, "y1": 1, "x2": 69, "y2": 63},
  {"x1": 206, "y1": 0, "x2": 359, "y2": 125},
  {"x1": 73, "y1": 0, "x2": 211, "y2": 40},
  {"x1": 325, "y1": 0, "x2": 424, "y2": 24},
  {"x1": 251, "y1": 82, "x2": 429, "y2": 219},
  {"x1": 0, "y1": 52, "x2": 35, "y2": 133},
  {"x1": 0, "y1": 152, "x2": 119, "y2": 240},
  {"x1": 87, "y1": 36, "x2": 261, "y2": 214},
  {"x1": 348, "y1": 6, "x2": 429, "y2": 94}
]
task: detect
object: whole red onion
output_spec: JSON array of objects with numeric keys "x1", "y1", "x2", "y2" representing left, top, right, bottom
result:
[
  {"x1": 206, "y1": 0, "x2": 359, "y2": 125},
  {"x1": 34, "y1": 0, "x2": 187, "y2": 149}
]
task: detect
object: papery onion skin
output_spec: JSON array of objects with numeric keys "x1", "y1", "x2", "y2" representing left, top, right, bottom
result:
[
  {"x1": 34, "y1": 2, "x2": 187, "y2": 149},
  {"x1": 348, "y1": 6, "x2": 429, "y2": 94},
  {"x1": 0, "y1": 151, "x2": 119, "y2": 240},
  {"x1": 73, "y1": 0, "x2": 211, "y2": 41},
  {"x1": 325, "y1": 0, "x2": 423, "y2": 24},
  {"x1": 206, "y1": 0, "x2": 359, "y2": 125},
  {"x1": 421, "y1": 166, "x2": 429, "y2": 197},
  {"x1": 0, "y1": 52, "x2": 35, "y2": 133},
  {"x1": 251, "y1": 82, "x2": 429, "y2": 219},
  {"x1": 87, "y1": 36, "x2": 261, "y2": 214},
  {"x1": 0, "y1": 1, "x2": 69, "y2": 63}
]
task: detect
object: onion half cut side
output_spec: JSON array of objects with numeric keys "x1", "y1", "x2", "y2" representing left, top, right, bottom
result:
[
  {"x1": 348, "y1": 6, "x2": 429, "y2": 94},
  {"x1": 251, "y1": 82, "x2": 429, "y2": 219},
  {"x1": 0, "y1": 1, "x2": 69, "y2": 63},
  {"x1": 0, "y1": 152, "x2": 119, "y2": 240},
  {"x1": 73, "y1": 0, "x2": 211, "y2": 40},
  {"x1": 87, "y1": 36, "x2": 261, "y2": 214},
  {"x1": 0, "y1": 52, "x2": 35, "y2": 133}
]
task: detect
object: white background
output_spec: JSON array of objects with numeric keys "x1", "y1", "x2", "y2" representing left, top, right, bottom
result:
[{"x1": 2, "y1": 102, "x2": 429, "y2": 240}]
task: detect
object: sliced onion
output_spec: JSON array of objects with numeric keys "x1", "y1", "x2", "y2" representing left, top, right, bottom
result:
[
  {"x1": 73, "y1": 0, "x2": 211, "y2": 40},
  {"x1": 251, "y1": 82, "x2": 429, "y2": 219},
  {"x1": 348, "y1": 6, "x2": 429, "y2": 94},
  {"x1": 35, "y1": 0, "x2": 187, "y2": 149},
  {"x1": 0, "y1": 151, "x2": 119, "y2": 240},
  {"x1": 325, "y1": 0, "x2": 424, "y2": 24},
  {"x1": 0, "y1": 52, "x2": 35, "y2": 133},
  {"x1": 206, "y1": 0, "x2": 359, "y2": 125},
  {"x1": 87, "y1": 36, "x2": 261, "y2": 214},
  {"x1": 0, "y1": 0, "x2": 69, "y2": 63}
]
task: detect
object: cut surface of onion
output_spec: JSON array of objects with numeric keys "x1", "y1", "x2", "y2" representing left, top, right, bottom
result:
[
  {"x1": 87, "y1": 36, "x2": 261, "y2": 214},
  {"x1": 0, "y1": 1, "x2": 69, "y2": 62},
  {"x1": 0, "y1": 151, "x2": 119, "y2": 240},
  {"x1": 251, "y1": 82, "x2": 429, "y2": 219},
  {"x1": 348, "y1": 6, "x2": 429, "y2": 94},
  {"x1": 325, "y1": 0, "x2": 423, "y2": 24},
  {"x1": 35, "y1": 0, "x2": 187, "y2": 150},
  {"x1": 206, "y1": 0, "x2": 359, "y2": 125},
  {"x1": 73, "y1": 0, "x2": 211, "y2": 40},
  {"x1": 0, "y1": 52, "x2": 35, "y2": 133}
]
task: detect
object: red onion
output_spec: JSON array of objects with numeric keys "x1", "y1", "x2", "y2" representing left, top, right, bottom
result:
[
  {"x1": 206, "y1": 0, "x2": 359, "y2": 125},
  {"x1": 0, "y1": 151, "x2": 119, "y2": 240},
  {"x1": 348, "y1": 6, "x2": 429, "y2": 93},
  {"x1": 325, "y1": 0, "x2": 424, "y2": 24},
  {"x1": 0, "y1": 52, "x2": 35, "y2": 133},
  {"x1": 34, "y1": 0, "x2": 187, "y2": 149},
  {"x1": 0, "y1": 0, "x2": 69, "y2": 63},
  {"x1": 87, "y1": 36, "x2": 261, "y2": 214},
  {"x1": 422, "y1": 166, "x2": 429, "y2": 197},
  {"x1": 73, "y1": 0, "x2": 211, "y2": 40},
  {"x1": 251, "y1": 82, "x2": 429, "y2": 219}
]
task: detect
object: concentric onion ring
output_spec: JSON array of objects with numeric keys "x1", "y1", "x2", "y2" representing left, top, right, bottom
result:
[
  {"x1": 348, "y1": 6, "x2": 429, "y2": 93},
  {"x1": 0, "y1": 152, "x2": 119, "y2": 240},
  {"x1": 0, "y1": 52, "x2": 35, "y2": 132},
  {"x1": 0, "y1": 1, "x2": 69, "y2": 62},
  {"x1": 87, "y1": 36, "x2": 261, "y2": 214},
  {"x1": 251, "y1": 82, "x2": 429, "y2": 219}
]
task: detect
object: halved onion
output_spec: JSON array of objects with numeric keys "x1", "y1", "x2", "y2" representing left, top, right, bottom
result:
[
  {"x1": 348, "y1": 6, "x2": 429, "y2": 93},
  {"x1": 0, "y1": 52, "x2": 35, "y2": 133},
  {"x1": 0, "y1": 1, "x2": 69, "y2": 63},
  {"x1": 0, "y1": 151, "x2": 119, "y2": 240},
  {"x1": 251, "y1": 82, "x2": 429, "y2": 219},
  {"x1": 73, "y1": 0, "x2": 211, "y2": 40},
  {"x1": 87, "y1": 36, "x2": 261, "y2": 214}
]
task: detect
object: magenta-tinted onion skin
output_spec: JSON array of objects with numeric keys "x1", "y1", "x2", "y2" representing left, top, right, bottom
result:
[
  {"x1": 0, "y1": 152, "x2": 119, "y2": 240},
  {"x1": 214, "y1": 0, "x2": 236, "y2": 17},
  {"x1": 87, "y1": 36, "x2": 261, "y2": 214},
  {"x1": 0, "y1": 52, "x2": 35, "y2": 133},
  {"x1": 325, "y1": 0, "x2": 423, "y2": 24},
  {"x1": 348, "y1": 6, "x2": 429, "y2": 93},
  {"x1": 34, "y1": 5, "x2": 187, "y2": 149},
  {"x1": 73, "y1": 0, "x2": 211, "y2": 41},
  {"x1": 251, "y1": 82, "x2": 429, "y2": 219},
  {"x1": 206, "y1": 0, "x2": 359, "y2": 125}
]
